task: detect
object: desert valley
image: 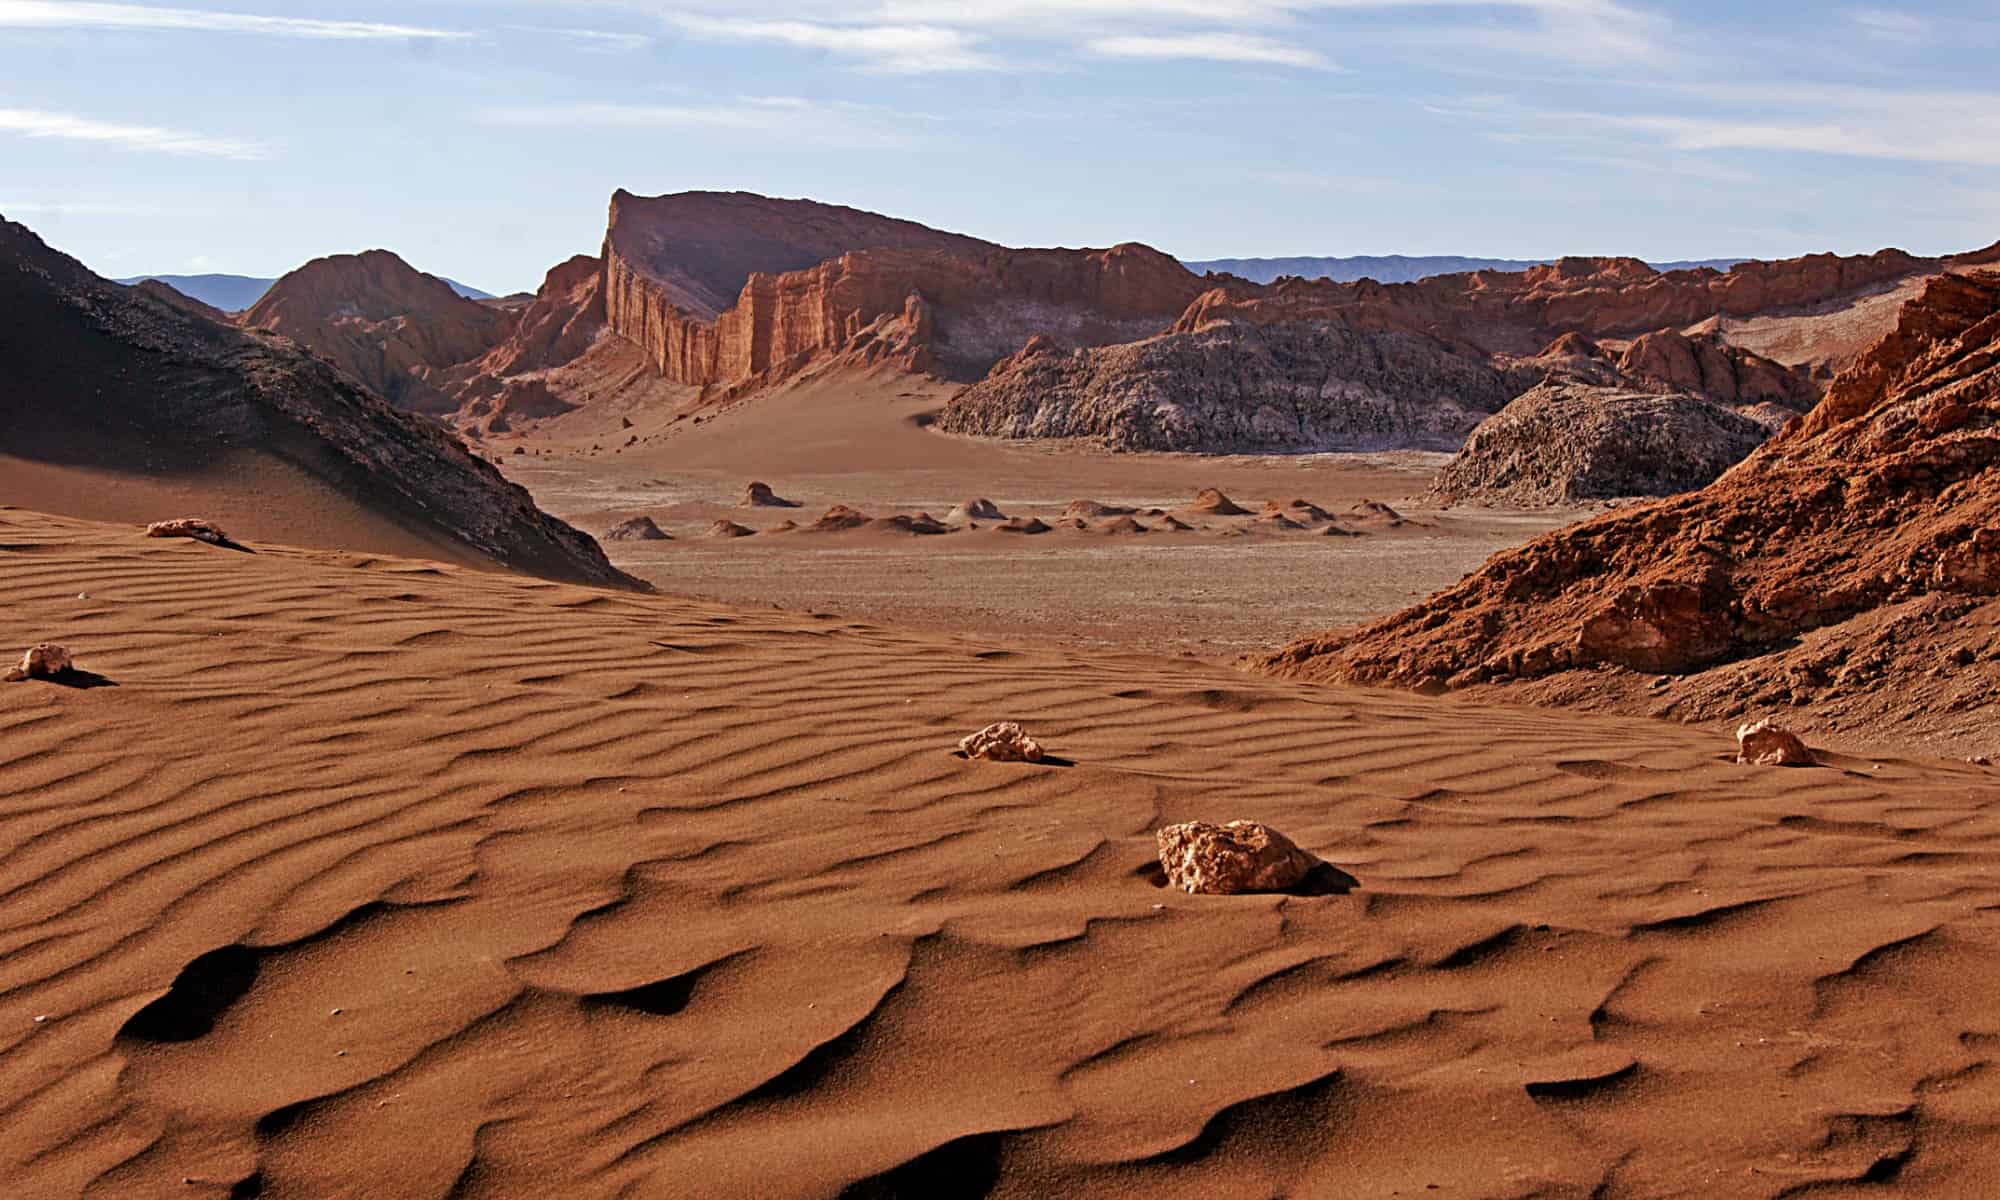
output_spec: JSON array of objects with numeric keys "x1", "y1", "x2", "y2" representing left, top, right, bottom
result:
[{"x1": 7, "y1": 166, "x2": 2000, "y2": 1198}]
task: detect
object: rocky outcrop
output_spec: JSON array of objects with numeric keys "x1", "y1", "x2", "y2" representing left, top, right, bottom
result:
[
  {"x1": 0, "y1": 216, "x2": 641, "y2": 591},
  {"x1": 1737, "y1": 719, "x2": 1815, "y2": 767},
  {"x1": 740, "y1": 481, "x2": 800, "y2": 508},
  {"x1": 602, "y1": 189, "x2": 990, "y2": 386},
  {"x1": 1428, "y1": 382, "x2": 1775, "y2": 507},
  {"x1": 604, "y1": 516, "x2": 669, "y2": 541},
  {"x1": 958, "y1": 722, "x2": 1045, "y2": 763},
  {"x1": 1258, "y1": 271, "x2": 2000, "y2": 713},
  {"x1": 936, "y1": 311, "x2": 1536, "y2": 452},
  {"x1": 1613, "y1": 330, "x2": 1817, "y2": 410},
  {"x1": 1156, "y1": 821, "x2": 1315, "y2": 895},
  {"x1": 4, "y1": 644, "x2": 73, "y2": 682},
  {"x1": 1164, "y1": 249, "x2": 1940, "y2": 361},
  {"x1": 144, "y1": 518, "x2": 234, "y2": 546},
  {"x1": 241, "y1": 249, "x2": 512, "y2": 412}
]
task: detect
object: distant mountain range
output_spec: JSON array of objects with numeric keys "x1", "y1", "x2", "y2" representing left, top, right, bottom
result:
[
  {"x1": 115, "y1": 271, "x2": 494, "y2": 311},
  {"x1": 1182, "y1": 255, "x2": 1747, "y2": 285}
]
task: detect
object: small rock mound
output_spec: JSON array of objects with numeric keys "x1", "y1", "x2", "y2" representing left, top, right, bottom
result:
[
  {"x1": 706, "y1": 520, "x2": 755, "y2": 538},
  {"x1": 1156, "y1": 820, "x2": 1316, "y2": 895},
  {"x1": 809, "y1": 504, "x2": 872, "y2": 532},
  {"x1": 1096, "y1": 515, "x2": 1149, "y2": 535},
  {"x1": 1183, "y1": 488, "x2": 1249, "y2": 516},
  {"x1": 1321, "y1": 522, "x2": 1363, "y2": 538},
  {"x1": 959, "y1": 722, "x2": 1044, "y2": 763},
  {"x1": 1156, "y1": 515, "x2": 1195, "y2": 531},
  {"x1": 1266, "y1": 498, "x2": 1334, "y2": 523},
  {"x1": 1428, "y1": 382, "x2": 1773, "y2": 508},
  {"x1": 1347, "y1": 500, "x2": 1405, "y2": 526},
  {"x1": 145, "y1": 518, "x2": 231, "y2": 545},
  {"x1": 996, "y1": 517, "x2": 1051, "y2": 535},
  {"x1": 4, "y1": 644, "x2": 73, "y2": 682},
  {"x1": 1254, "y1": 511, "x2": 1305, "y2": 531},
  {"x1": 1064, "y1": 499, "x2": 1136, "y2": 520},
  {"x1": 1736, "y1": 718, "x2": 1816, "y2": 767},
  {"x1": 741, "y1": 481, "x2": 801, "y2": 508},
  {"x1": 948, "y1": 498, "x2": 1005, "y2": 523},
  {"x1": 869, "y1": 514, "x2": 953, "y2": 535},
  {"x1": 604, "y1": 516, "x2": 670, "y2": 541}
]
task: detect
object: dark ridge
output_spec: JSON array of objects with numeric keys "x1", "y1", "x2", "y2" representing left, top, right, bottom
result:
[
  {"x1": 1139, "y1": 1067, "x2": 1347, "y2": 1167},
  {"x1": 1524, "y1": 1061, "x2": 1640, "y2": 1102},
  {"x1": 116, "y1": 946, "x2": 260, "y2": 1043},
  {"x1": 836, "y1": 1131, "x2": 1012, "y2": 1200},
  {"x1": 581, "y1": 950, "x2": 751, "y2": 1017}
]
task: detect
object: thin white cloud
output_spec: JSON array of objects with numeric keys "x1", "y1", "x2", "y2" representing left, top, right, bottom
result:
[
  {"x1": 479, "y1": 97, "x2": 920, "y2": 146},
  {"x1": 667, "y1": 14, "x2": 997, "y2": 72},
  {"x1": 656, "y1": 0, "x2": 1668, "y2": 71},
  {"x1": 505, "y1": 24, "x2": 653, "y2": 51},
  {"x1": 0, "y1": 108, "x2": 265, "y2": 158},
  {"x1": 0, "y1": 1, "x2": 469, "y2": 40},
  {"x1": 1431, "y1": 83, "x2": 2000, "y2": 169},
  {"x1": 1087, "y1": 31, "x2": 1334, "y2": 68},
  {"x1": 1847, "y1": 6, "x2": 1931, "y2": 46}
]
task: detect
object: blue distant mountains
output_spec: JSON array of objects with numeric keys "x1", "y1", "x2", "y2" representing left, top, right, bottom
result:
[
  {"x1": 1182, "y1": 254, "x2": 1746, "y2": 285},
  {"x1": 116, "y1": 271, "x2": 495, "y2": 312}
]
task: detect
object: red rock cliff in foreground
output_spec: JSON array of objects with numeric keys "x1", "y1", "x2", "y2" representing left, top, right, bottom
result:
[{"x1": 1257, "y1": 270, "x2": 2000, "y2": 741}]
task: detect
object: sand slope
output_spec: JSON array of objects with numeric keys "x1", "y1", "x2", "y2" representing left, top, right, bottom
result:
[{"x1": 4, "y1": 507, "x2": 1999, "y2": 1198}]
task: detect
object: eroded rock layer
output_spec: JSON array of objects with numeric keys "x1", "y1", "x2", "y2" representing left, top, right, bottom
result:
[
  {"x1": 241, "y1": 249, "x2": 512, "y2": 412},
  {"x1": 1259, "y1": 272, "x2": 2000, "y2": 722}
]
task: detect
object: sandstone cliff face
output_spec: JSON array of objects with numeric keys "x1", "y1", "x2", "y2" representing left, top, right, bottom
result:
[
  {"x1": 598, "y1": 190, "x2": 1206, "y2": 393},
  {"x1": 1259, "y1": 272, "x2": 2000, "y2": 709},
  {"x1": 432, "y1": 254, "x2": 613, "y2": 431},
  {"x1": 1, "y1": 217, "x2": 639, "y2": 590},
  {"x1": 241, "y1": 249, "x2": 512, "y2": 412},
  {"x1": 935, "y1": 312, "x2": 1538, "y2": 452},
  {"x1": 1427, "y1": 383, "x2": 1776, "y2": 507},
  {"x1": 601, "y1": 189, "x2": 996, "y2": 385}
]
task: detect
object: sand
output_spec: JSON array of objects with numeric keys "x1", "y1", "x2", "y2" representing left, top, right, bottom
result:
[
  {"x1": 6, "y1": 503, "x2": 2000, "y2": 1198},
  {"x1": 491, "y1": 372, "x2": 1580, "y2": 655}
]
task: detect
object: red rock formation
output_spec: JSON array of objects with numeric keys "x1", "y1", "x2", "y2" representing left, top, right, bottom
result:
[
  {"x1": 1258, "y1": 271, "x2": 2000, "y2": 730},
  {"x1": 1171, "y1": 247, "x2": 1947, "y2": 360},
  {"x1": 599, "y1": 190, "x2": 1206, "y2": 394},
  {"x1": 241, "y1": 249, "x2": 511, "y2": 412}
]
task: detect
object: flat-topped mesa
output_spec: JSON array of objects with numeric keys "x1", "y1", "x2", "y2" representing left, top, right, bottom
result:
[
  {"x1": 601, "y1": 189, "x2": 996, "y2": 385},
  {"x1": 600, "y1": 190, "x2": 1204, "y2": 391},
  {"x1": 241, "y1": 249, "x2": 512, "y2": 413}
]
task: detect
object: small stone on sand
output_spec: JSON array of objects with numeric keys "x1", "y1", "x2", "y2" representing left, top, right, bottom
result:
[
  {"x1": 1156, "y1": 820, "x2": 1315, "y2": 895},
  {"x1": 959, "y1": 722, "x2": 1044, "y2": 763},
  {"x1": 1736, "y1": 718, "x2": 1816, "y2": 767}
]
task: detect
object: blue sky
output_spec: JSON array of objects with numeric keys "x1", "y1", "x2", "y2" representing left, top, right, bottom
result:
[{"x1": 3, "y1": 0, "x2": 1997, "y2": 294}]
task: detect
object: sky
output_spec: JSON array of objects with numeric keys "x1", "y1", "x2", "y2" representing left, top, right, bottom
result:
[{"x1": 3, "y1": 1, "x2": 1998, "y2": 295}]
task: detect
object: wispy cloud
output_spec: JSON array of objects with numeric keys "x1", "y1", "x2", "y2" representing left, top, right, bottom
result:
[
  {"x1": 1086, "y1": 31, "x2": 1334, "y2": 68},
  {"x1": 653, "y1": 0, "x2": 1666, "y2": 71},
  {"x1": 504, "y1": 24, "x2": 653, "y2": 51},
  {"x1": 1430, "y1": 83, "x2": 2000, "y2": 169},
  {"x1": 0, "y1": 107, "x2": 264, "y2": 158},
  {"x1": 667, "y1": 15, "x2": 996, "y2": 72},
  {"x1": 479, "y1": 96, "x2": 921, "y2": 147},
  {"x1": 0, "y1": 1, "x2": 469, "y2": 40},
  {"x1": 1847, "y1": 7, "x2": 1931, "y2": 46}
]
